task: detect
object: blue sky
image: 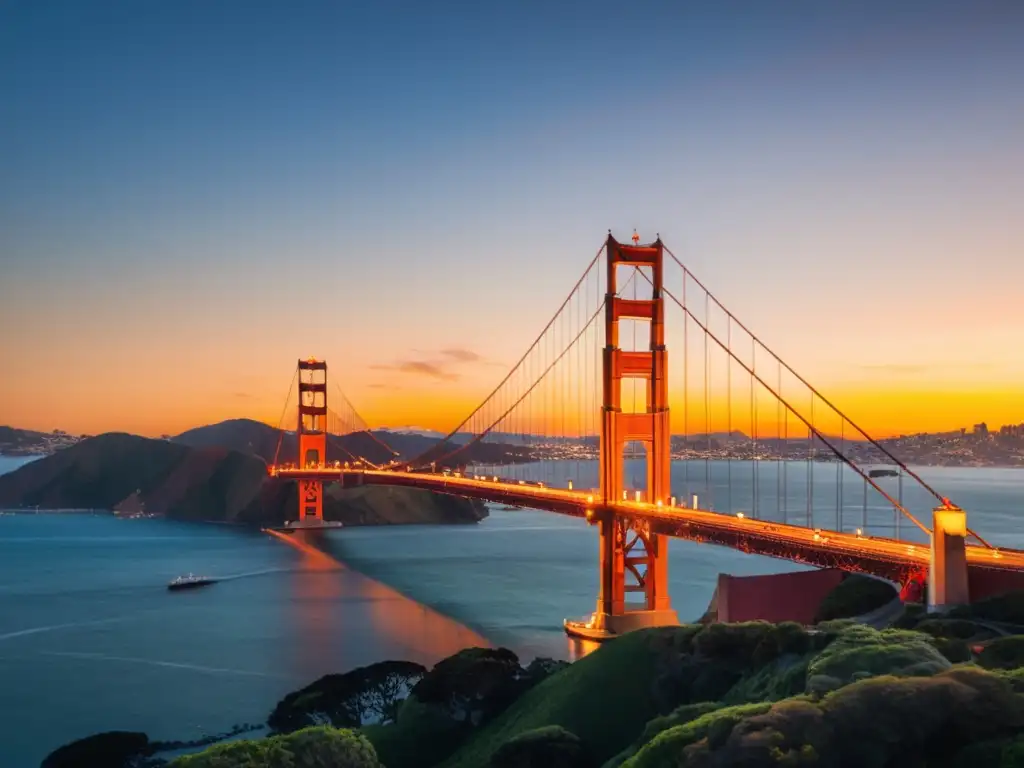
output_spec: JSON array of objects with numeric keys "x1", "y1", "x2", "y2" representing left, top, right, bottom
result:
[{"x1": 1, "y1": 0, "x2": 1022, "y2": 435}]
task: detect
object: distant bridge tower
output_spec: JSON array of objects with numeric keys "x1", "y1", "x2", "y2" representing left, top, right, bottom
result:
[
  {"x1": 593, "y1": 234, "x2": 679, "y2": 635},
  {"x1": 297, "y1": 358, "x2": 328, "y2": 522}
]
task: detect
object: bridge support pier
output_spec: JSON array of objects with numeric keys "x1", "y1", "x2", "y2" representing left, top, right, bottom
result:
[
  {"x1": 565, "y1": 233, "x2": 679, "y2": 642},
  {"x1": 297, "y1": 358, "x2": 328, "y2": 523},
  {"x1": 589, "y1": 513, "x2": 677, "y2": 635},
  {"x1": 928, "y1": 505, "x2": 969, "y2": 612}
]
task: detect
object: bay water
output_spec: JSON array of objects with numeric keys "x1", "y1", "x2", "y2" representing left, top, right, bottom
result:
[{"x1": 1, "y1": 454, "x2": 1021, "y2": 766}]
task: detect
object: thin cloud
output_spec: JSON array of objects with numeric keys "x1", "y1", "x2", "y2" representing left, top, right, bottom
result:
[
  {"x1": 370, "y1": 361, "x2": 460, "y2": 381},
  {"x1": 441, "y1": 347, "x2": 504, "y2": 367},
  {"x1": 440, "y1": 348, "x2": 482, "y2": 363}
]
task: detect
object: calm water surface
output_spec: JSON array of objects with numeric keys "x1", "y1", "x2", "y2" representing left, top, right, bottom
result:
[{"x1": 1, "y1": 455, "x2": 1022, "y2": 766}]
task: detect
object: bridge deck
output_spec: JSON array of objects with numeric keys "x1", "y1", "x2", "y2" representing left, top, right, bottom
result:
[{"x1": 269, "y1": 467, "x2": 1021, "y2": 582}]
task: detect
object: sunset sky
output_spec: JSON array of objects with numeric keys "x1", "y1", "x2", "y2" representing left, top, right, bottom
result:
[{"x1": 1, "y1": 1, "x2": 1022, "y2": 439}]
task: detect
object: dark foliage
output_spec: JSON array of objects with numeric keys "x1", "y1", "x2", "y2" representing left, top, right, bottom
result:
[
  {"x1": 978, "y1": 636, "x2": 1024, "y2": 671},
  {"x1": 814, "y1": 574, "x2": 898, "y2": 623},
  {"x1": 170, "y1": 726, "x2": 379, "y2": 768},
  {"x1": 951, "y1": 592, "x2": 1024, "y2": 626},
  {"x1": 915, "y1": 617, "x2": 995, "y2": 640},
  {"x1": 892, "y1": 602, "x2": 928, "y2": 629},
  {"x1": 268, "y1": 660, "x2": 426, "y2": 732},
  {"x1": 639, "y1": 667, "x2": 1024, "y2": 768},
  {"x1": 521, "y1": 656, "x2": 570, "y2": 687},
  {"x1": 42, "y1": 730, "x2": 151, "y2": 768},
  {"x1": 489, "y1": 726, "x2": 596, "y2": 768},
  {"x1": 412, "y1": 647, "x2": 526, "y2": 726},
  {"x1": 930, "y1": 636, "x2": 973, "y2": 663},
  {"x1": 652, "y1": 622, "x2": 825, "y2": 715}
]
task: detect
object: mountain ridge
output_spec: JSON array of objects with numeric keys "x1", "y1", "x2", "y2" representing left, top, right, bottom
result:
[{"x1": 0, "y1": 430, "x2": 488, "y2": 526}]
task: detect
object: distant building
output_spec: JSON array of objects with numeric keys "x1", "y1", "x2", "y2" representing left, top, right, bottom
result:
[{"x1": 974, "y1": 423, "x2": 989, "y2": 436}]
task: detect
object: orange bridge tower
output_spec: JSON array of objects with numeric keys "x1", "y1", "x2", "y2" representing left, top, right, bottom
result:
[
  {"x1": 297, "y1": 358, "x2": 328, "y2": 522},
  {"x1": 593, "y1": 234, "x2": 679, "y2": 635}
]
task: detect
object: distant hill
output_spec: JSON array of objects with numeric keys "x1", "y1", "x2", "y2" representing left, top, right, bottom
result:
[
  {"x1": 172, "y1": 419, "x2": 402, "y2": 466},
  {"x1": 172, "y1": 419, "x2": 528, "y2": 469},
  {"x1": 380, "y1": 426, "x2": 447, "y2": 439},
  {"x1": 0, "y1": 432, "x2": 487, "y2": 525},
  {"x1": 0, "y1": 425, "x2": 46, "y2": 448}
]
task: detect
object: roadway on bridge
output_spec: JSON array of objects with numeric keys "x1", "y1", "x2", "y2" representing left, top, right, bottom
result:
[{"x1": 269, "y1": 466, "x2": 1021, "y2": 578}]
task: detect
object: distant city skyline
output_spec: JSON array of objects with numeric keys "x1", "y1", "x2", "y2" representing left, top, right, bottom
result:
[{"x1": 2, "y1": 1, "x2": 1022, "y2": 438}]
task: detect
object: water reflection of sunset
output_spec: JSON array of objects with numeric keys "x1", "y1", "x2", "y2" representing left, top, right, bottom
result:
[
  {"x1": 265, "y1": 529, "x2": 491, "y2": 675},
  {"x1": 567, "y1": 638, "x2": 600, "y2": 660},
  {"x1": 362, "y1": 578, "x2": 491, "y2": 659}
]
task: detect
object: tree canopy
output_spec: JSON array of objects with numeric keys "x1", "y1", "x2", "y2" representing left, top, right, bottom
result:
[{"x1": 268, "y1": 660, "x2": 427, "y2": 732}]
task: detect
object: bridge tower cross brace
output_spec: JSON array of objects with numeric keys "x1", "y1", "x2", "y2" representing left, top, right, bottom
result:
[
  {"x1": 297, "y1": 358, "x2": 328, "y2": 522},
  {"x1": 594, "y1": 234, "x2": 679, "y2": 634}
]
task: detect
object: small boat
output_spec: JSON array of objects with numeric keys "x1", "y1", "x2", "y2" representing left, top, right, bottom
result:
[
  {"x1": 868, "y1": 468, "x2": 900, "y2": 479},
  {"x1": 167, "y1": 573, "x2": 216, "y2": 591}
]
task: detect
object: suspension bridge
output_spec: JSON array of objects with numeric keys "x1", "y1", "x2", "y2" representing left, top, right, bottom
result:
[{"x1": 265, "y1": 232, "x2": 1024, "y2": 640}]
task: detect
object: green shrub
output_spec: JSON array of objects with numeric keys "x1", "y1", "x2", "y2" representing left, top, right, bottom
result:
[
  {"x1": 929, "y1": 636, "x2": 973, "y2": 663},
  {"x1": 623, "y1": 702, "x2": 772, "y2": 767},
  {"x1": 489, "y1": 726, "x2": 595, "y2": 768},
  {"x1": 442, "y1": 628, "x2": 689, "y2": 768},
  {"x1": 950, "y1": 592, "x2": 1024, "y2": 625},
  {"x1": 604, "y1": 701, "x2": 726, "y2": 767},
  {"x1": 363, "y1": 696, "x2": 468, "y2": 768},
  {"x1": 170, "y1": 726, "x2": 380, "y2": 768},
  {"x1": 814, "y1": 575, "x2": 898, "y2": 623},
  {"x1": 978, "y1": 636, "x2": 1024, "y2": 671},
  {"x1": 723, "y1": 654, "x2": 810, "y2": 704},
  {"x1": 806, "y1": 625, "x2": 951, "y2": 686},
  {"x1": 691, "y1": 621, "x2": 774, "y2": 660},
  {"x1": 636, "y1": 667, "x2": 1024, "y2": 767},
  {"x1": 916, "y1": 618, "x2": 991, "y2": 640},
  {"x1": 892, "y1": 602, "x2": 927, "y2": 629}
]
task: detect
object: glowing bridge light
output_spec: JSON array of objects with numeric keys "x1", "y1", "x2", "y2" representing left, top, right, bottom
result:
[
  {"x1": 736, "y1": 512, "x2": 745, "y2": 519},
  {"x1": 492, "y1": 476, "x2": 498, "y2": 482},
  {"x1": 669, "y1": 496, "x2": 676, "y2": 507},
  {"x1": 634, "y1": 490, "x2": 641, "y2": 503},
  {"x1": 856, "y1": 528, "x2": 863, "y2": 537},
  {"x1": 567, "y1": 480, "x2": 573, "y2": 490},
  {"x1": 656, "y1": 499, "x2": 663, "y2": 506},
  {"x1": 994, "y1": 549, "x2": 1003, "y2": 559},
  {"x1": 586, "y1": 495, "x2": 594, "y2": 504}
]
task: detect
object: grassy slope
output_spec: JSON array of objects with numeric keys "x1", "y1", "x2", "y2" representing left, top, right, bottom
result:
[{"x1": 440, "y1": 630, "x2": 672, "y2": 768}]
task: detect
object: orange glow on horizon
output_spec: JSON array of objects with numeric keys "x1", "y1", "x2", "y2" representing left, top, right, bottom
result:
[
  {"x1": 0, "y1": 345, "x2": 1019, "y2": 440},
  {"x1": 4, "y1": 382, "x2": 1019, "y2": 442}
]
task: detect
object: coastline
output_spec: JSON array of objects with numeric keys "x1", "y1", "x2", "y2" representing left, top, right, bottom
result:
[{"x1": 3, "y1": 451, "x2": 1024, "y2": 469}]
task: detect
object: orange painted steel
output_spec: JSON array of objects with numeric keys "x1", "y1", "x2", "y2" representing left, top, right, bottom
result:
[
  {"x1": 597, "y1": 234, "x2": 672, "y2": 622},
  {"x1": 267, "y1": 465, "x2": 1024, "y2": 586},
  {"x1": 296, "y1": 358, "x2": 328, "y2": 522}
]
